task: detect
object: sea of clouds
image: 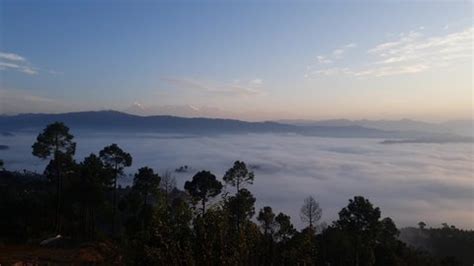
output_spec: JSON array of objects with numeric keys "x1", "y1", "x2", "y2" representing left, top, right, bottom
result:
[{"x1": 1, "y1": 132, "x2": 473, "y2": 229}]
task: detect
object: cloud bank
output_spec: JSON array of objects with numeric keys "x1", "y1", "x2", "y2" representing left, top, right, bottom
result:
[{"x1": 2, "y1": 132, "x2": 472, "y2": 229}]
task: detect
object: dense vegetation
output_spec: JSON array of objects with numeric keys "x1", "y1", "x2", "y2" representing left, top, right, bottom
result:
[
  {"x1": 0, "y1": 122, "x2": 471, "y2": 265},
  {"x1": 400, "y1": 225, "x2": 474, "y2": 266}
]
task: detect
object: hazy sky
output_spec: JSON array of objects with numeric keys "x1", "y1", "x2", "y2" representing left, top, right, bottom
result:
[{"x1": 0, "y1": 1, "x2": 472, "y2": 121}]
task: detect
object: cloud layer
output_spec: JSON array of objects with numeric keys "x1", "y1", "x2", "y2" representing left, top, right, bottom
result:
[{"x1": 2, "y1": 132, "x2": 472, "y2": 229}]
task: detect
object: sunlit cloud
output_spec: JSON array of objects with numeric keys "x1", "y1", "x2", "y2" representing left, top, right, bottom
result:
[
  {"x1": 0, "y1": 52, "x2": 26, "y2": 62},
  {"x1": 354, "y1": 64, "x2": 429, "y2": 77},
  {"x1": 0, "y1": 51, "x2": 38, "y2": 75},
  {"x1": 310, "y1": 67, "x2": 351, "y2": 76},
  {"x1": 306, "y1": 43, "x2": 357, "y2": 77},
  {"x1": 319, "y1": 43, "x2": 356, "y2": 62},
  {"x1": 345, "y1": 43, "x2": 357, "y2": 48},
  {"x1": 309, "y1": 64, "x2": 430, "y2": 78},
  {"x1": 369, "y1": 27, "x2": 472, "y2": 67},
  {"x1": 0, "y1": 51, "x2": 61, "y2": 76},
  {"x1": 307, "y1": 27, "x2": 473, "y2": 78},
  {"x1": 250, "y1": 78, "x2": 264, "y2": 86},
  {"x1": 332, "y1": 49, "x2": 345, "y2": 58},
  {"x1": 0, "y1": 61, "x2": 37, "y2": 75},
  {"x1": 316, "y1": 56, "x2": 332, "y2": 64}
]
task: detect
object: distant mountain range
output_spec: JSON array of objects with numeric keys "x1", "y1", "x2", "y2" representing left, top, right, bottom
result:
[
  {"x1": 0, "y1": 111, "x2": 472, "y2": 143},
  {"x1": 278, "y1": 118, "x2": 473, "y2": 137}
]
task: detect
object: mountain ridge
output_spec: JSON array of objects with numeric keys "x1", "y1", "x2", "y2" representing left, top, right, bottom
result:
[
  {"x1": 278, "y1": 118, "x2": 473, "y2": 137},
  {"x1": 0, "y1": 110, "x2": 471, "y2": 142}
]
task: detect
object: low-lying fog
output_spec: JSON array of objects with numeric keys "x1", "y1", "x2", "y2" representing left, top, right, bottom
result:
[{"x1": 1, "y1": 132, "x2": 473, "y2": 229}]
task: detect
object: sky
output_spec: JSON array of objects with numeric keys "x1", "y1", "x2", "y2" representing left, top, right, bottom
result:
[{"x1": 0, "y1": 0, "x2": 472, "y2": 121}]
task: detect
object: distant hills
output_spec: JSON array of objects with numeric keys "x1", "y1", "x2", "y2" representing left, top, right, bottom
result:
[
  {"x1": 0, "y1": 111, "x2": 472, "y2": 143},
  {"x1": 0, "y1": 110, "x2": 294, "y2": 134},
  {"x1": 278, "y1": 118, "x2": 473, "y2": 137}
]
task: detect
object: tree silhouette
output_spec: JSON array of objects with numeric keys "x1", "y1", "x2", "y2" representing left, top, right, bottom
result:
[
  {"x1": 223, "y1": 161, "x2": 254, "y2": 233},
  {"x1": 224, "y1": 188, "x2": 256, "y2": 232},
  {"x1": 32, "y1": 122, "x2": 76, "y2": 233},
  {"x1": 184, "y1": 170, "x2": 222, "y2": 215},
  {"x1": 275, "y1": 213, "x2": 296, "y2": 242},
  {"x1": 258, "y1": 206, "x2": 276, "y2": 236},
  {"x1": 300, "y1": 196, "x2": 322, "y2": 230},
  {"x1": 129, "y1": 167, "x2": 160, "y2": 233},
  {"x1": 71, "y1": 153, "x2": 108, "y2": 238},
  {"x1": 99, "y1": 143, "x2": 132, "y2": 233},
  {"x1": 337, "y1": 196, "x2": 381, "y2": 233},
  {"x1": 258, "y1": 206, "x2": 277, "y2": 265},
  {"x1": 336, "y1": 196, "x2": 382, "y2": 266},
  {"x1": 223, "y1": 160, "x2": 254, "y2": 193},
  {"x1": 418, "y1": 221, "x2": 426, "y2": 230},
  {"x1": 133, "y1": 167, "x2": 160, "y2": 206}
]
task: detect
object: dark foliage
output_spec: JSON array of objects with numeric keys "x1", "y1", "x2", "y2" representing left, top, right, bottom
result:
[
  {"x1": 400, "y1": 225, "x2": 474, "y2": 266},
  {"x1": 184, "y1": 170, "x2": 222, "y2": 215}
]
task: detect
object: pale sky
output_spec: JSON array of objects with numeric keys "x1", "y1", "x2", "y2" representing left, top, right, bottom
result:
[{"x1": 0, "y1": 1, "x2": 472, "y2": 121}]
